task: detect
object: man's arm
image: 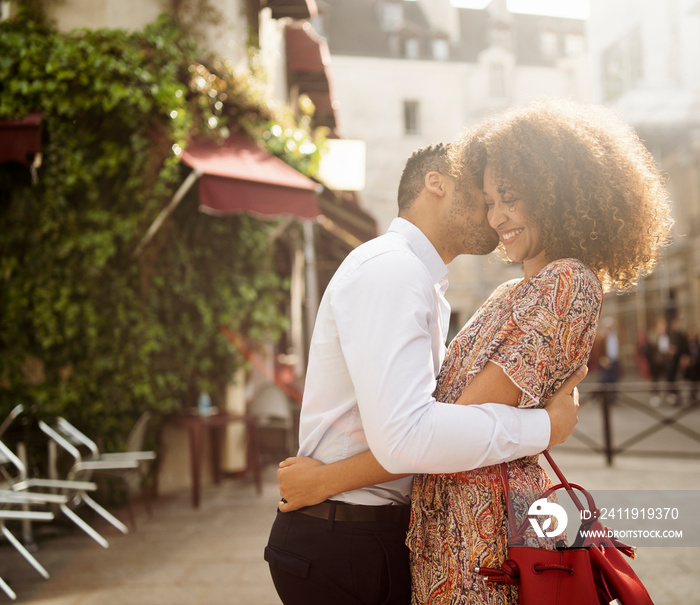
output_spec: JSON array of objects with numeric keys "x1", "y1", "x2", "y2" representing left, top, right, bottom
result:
[
  {"x1": 278, "y1": 366, "x2": 584, "y2": 511},
  {"x1": 456, "y1": 361, "x2": 584, "y2": 447},
  {"x1": 331, "y1": 256, "x2": 556, "y2": 475}
]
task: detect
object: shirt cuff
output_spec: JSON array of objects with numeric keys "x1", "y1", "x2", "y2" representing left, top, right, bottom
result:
[{"x1": 514, "y1": 408, "x2": 550, "y2": 457}]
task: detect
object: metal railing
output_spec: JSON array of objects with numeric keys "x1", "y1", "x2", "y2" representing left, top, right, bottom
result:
[{"x1": 563, "y1": 381, "x2": 700, "y2": 465}]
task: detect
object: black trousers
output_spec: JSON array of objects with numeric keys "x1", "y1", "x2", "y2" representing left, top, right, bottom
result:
[{"x1": 265, "y1": 506, "x2": 411, "y2": 605}]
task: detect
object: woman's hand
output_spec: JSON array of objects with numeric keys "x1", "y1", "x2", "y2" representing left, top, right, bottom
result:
[
  {"x1": 277, "y1": 456, "x2": 329, "y2": 512},
  {"x1": 545, "y1": 366, "x2": 586, "y2": 447}
]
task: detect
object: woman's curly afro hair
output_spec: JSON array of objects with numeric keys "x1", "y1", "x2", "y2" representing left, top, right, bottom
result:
[{"x1": 451, "y1": 98, "x2": 674, "y2": 292}]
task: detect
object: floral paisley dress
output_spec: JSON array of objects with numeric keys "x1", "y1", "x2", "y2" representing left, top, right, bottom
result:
[{"x1": 406, "y1": 258, "x2": 603, "y2": 605}]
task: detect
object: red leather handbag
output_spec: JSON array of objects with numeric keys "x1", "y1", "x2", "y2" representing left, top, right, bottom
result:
[{"x1": 477, "y1": 451, "x2": 654, "y2": 604}]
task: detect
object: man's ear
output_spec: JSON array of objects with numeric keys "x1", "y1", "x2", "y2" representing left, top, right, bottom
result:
[{"x1": 424, "y1": 171, "x2": 446, "y2": 197}]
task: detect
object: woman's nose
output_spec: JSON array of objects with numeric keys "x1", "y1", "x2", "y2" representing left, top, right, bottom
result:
[{"x1": 488, "y1": 204, "x2": 505, "y2": 228}]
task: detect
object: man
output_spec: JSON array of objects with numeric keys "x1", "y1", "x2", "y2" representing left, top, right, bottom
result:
[{"x1": 265, "y1": 144, "x2": 583, "y2": 604}]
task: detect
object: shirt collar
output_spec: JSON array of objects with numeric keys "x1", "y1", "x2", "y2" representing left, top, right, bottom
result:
[{"x1": 388, "y1": 217, "x2": 448, "y2": 285}]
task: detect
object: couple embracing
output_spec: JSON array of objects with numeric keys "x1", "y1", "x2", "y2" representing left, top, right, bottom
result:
[{"x1": 265, "y1": 99, "x2": 672, "y2": 605}]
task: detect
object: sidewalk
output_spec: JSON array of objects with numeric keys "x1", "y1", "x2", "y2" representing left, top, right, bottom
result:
[
  {"x1": 1, "y1": 465, "x2": 284, "y2": 605},
  {"x1": 2, "y1": 453, "x2": 699, "y2": 604}
]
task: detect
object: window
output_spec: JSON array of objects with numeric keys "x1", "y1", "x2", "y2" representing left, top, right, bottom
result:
[
  {"x1": 404, "y1": 37, "x2": 420, "y2": 59},
  {"x1": 490, "y1": 23, "x2": 512, "y2": 49},
  {"x1": 432, "y1": 38, "x2": 450, "y2": 61},
  {"x1": 540, "y1": 31, "x2": 558, "y2": 59},
  {"x1": 0, "y1": 0, "x2": 12, "y2": 21},
  {"x1": 565, "y1": 34, "x2": 585, "y2": 56},
  {"x1": 404, "y1": 100, "x2": 420, "y2": 135},
  {"x1": 489, "y1": 64, "x2": 506, "y2": 99},
  {"x1": 602, "y1": 28, "x2": 643, "y2": 101},
  {"x1": 380, "y1": 1, "x2": 404, "y2": 31}
]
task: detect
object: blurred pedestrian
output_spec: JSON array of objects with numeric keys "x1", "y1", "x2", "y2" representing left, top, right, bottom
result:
[
  {"x1": 635, "y1": 331, "x2": 652, "y2": 379},
  {"x1": 646, "y1": 317, "x2": 670, "y2": 405},
  {"x1": 597, "y1": 317, "x2": 621, "y2": 404},
  {"x1": 597, "y1": 318, "x2": 621, "y2": 383},
  {"x1": 683, "y1": 327, "x2": 700, "y2": 404},
  {"x1": 666, "y1": 319, "x2": 688, "y2": 405}
]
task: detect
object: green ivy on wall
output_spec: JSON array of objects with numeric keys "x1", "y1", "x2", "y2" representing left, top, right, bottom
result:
[{"x1": 0, "y1": 7, "x2": 323, "y2": 448}]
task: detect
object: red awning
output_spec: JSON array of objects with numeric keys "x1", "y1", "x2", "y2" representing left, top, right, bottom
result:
[
  {"x1": 0, "y1": 113, "x2": 42, "y2": 166},
  {"x1": 181, "y1": 135, "x2": 320, "y2": 219}
]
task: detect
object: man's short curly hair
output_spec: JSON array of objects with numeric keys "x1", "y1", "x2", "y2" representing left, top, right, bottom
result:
[
  {"x1": 451, "y1": 98, "x2": 673, "y2": 292},
  {"x1": 397, "y1": 143, "x2": 451, "y2": 213}
]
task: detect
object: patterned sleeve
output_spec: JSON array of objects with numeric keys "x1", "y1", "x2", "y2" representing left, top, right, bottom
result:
[{"x1": 489, "y1": 259, "x2": 603, "y2": 408}]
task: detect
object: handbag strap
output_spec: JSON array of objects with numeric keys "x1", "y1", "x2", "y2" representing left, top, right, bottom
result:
[
  {"x1": 498, "y1": 462, "x2": 520, "y2": 538},
  {"x1": 499, "y1": 453, "x2": 636, "y2": 558},
  {"x1": 499, "y1": 451, "x2": 599, "y2": 541},
  {"x1": 542, "y1": 450, "x2": 587, "y2": 513}
]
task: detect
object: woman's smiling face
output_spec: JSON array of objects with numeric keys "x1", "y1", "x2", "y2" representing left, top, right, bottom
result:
[{"x1": 483, "y1": 163, "x2": 548, "y2": 278}]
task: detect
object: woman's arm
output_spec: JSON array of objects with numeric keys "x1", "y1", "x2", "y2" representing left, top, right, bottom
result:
[
  {"x1": 454, "y1": 361, "x2": 521, "y2": 406},
  {"x1": 278, "y1": 363, "x2": 522, "y2": 512}
]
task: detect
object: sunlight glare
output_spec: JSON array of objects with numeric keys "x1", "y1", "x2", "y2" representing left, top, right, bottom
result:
[{"x1": 450, "y1": 0, "x2": 590, "y2": 19}]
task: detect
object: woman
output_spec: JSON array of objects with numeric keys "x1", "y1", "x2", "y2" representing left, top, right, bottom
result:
[
  {"x1": 279, "y1": 99, "x2": 672, "y2": 604},
  {"x1": 405, "y1": 99, "x2": 670, "y2": 603}
]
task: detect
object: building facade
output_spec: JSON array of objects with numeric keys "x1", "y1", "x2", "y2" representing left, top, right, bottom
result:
[{"x1": 588, "y1": 0, "x2": 700, "y2": 366}]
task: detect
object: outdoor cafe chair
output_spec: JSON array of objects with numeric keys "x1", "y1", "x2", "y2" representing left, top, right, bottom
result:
[
  {"x1": 0, "y1": 436, "x2": 107, "y2": 548},
  {"x1": 0, "y1": 433, "x2": 94, "y2": 600},
  {"x1": 38, "y1": 416, "x2": 155, "y2": 540},
  {"x1": 0, "y1": 488, "x2": 61, "y2": 601},
  {"x1": 79, "y1": 411, "x2": 157, "y2": 528},
  {"x1": 0, "y1": 404, "x2": 61, "y2": 550},
  {"x1": 1, "y1": 406, "x2": 119, "y2": 548},
  {"x1": 0, "y1": 405, "x2": 24, "y2": 442}
]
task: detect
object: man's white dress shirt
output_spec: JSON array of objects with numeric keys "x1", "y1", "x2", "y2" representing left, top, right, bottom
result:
[{"x1": 298, "y1": 218, "x2": 550, "y2": 505}]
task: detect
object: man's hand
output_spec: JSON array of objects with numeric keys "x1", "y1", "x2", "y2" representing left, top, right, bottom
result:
[
  {"x1": 545, "y1": 366, "x2": 587, "y2": 447},
  {"x1": 277, "y1": 456, "x2": 329, "y2": 512}
]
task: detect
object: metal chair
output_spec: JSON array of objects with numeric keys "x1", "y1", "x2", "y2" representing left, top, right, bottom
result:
[
  {"x1": 0, "y1": 438, "x2": 103, "y2": 547},
  {"x1": 0, "y1": 507, "x2": 55, "y2": 601},
  {"x1": 0, "y1": 487, "x2": 60, "y2": 601},
  {"x1": 0, "y1": 403, "x2": 66, "y2": 549},
  {"x1": 38, "y1": 416, "x2": 155, "y2": 542},
  {"x1": 84, "y1": 412, "x2": 157, "y2": 528},
  {"x1": 0, "y1": 437, "x2": 92, "y2": 600},
  {"x1": 0, "y1": 404, "x2": 24, "y2": 441}
]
